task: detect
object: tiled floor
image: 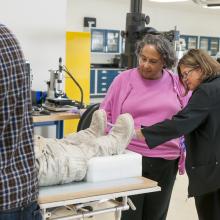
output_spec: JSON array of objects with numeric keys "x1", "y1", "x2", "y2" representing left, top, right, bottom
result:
[{"x1": 166, "y1": 174, "x2": 197, "y2": 220}]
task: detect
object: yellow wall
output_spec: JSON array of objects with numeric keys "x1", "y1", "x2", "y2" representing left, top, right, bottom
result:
[{"x1": 64, "y1": 32, "x2": 91, "y2": 135}]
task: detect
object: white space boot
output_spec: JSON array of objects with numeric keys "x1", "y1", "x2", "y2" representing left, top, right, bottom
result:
[
  {"x1": 65, "y1": 109, "x2": 107, "y2": 145},
  {"x1": 79, "y1": 113, "x2": 134, "y2": 159}
]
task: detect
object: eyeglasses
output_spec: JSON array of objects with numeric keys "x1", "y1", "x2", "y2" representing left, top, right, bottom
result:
[
  {"x1": 139, "y1": 55, "x2": 161, "y2": 66},
  {"x1": 181, "y1": 67, "x2": 198, "y2": 80}
]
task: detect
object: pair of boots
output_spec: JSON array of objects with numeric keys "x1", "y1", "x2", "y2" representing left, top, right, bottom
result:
[
  {"x1": 65, "y1": 109, "x2": 134, "y2": 158},
  {"x1": 35, "y1": 110, "x2": 134, "y2": 186}
]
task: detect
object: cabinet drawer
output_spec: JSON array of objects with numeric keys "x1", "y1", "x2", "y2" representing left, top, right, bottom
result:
[
  {"x1": 90, "y1": 69, "x2": 123, "y2": 98},
  {"x1": 97, "y1": 70, "x2": 119, "y2": 94}
]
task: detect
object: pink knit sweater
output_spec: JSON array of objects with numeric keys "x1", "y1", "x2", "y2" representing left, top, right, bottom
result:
[{"x1": 100, "y1": 68, "x2": 190, "y2": 174}]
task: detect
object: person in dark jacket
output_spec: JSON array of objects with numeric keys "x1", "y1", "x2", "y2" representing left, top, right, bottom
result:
[{"x1": 135, "y1": 48, "x2": 220, "y2": 220}]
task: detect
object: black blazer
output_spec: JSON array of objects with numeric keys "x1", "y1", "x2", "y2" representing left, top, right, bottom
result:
[{"x1": 142, "y1": 76, "x2": 220, "y2": 197}]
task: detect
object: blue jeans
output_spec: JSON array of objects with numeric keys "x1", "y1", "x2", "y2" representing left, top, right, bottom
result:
[{"x1": 0, "y1": 201, "x2": 42, "y2": 220}]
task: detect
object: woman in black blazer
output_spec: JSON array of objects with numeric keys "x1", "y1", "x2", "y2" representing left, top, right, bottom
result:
[{"x1": 136, "y1": 49, "x2": 220, "y2": 220}]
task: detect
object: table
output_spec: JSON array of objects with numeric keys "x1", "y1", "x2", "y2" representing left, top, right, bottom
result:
[
  {"x1": 39, "y1": 176, "x2": 160, "y2": 220},
  {"x1": 33, "y1": 112, "x2": 80, "y2": 138}
]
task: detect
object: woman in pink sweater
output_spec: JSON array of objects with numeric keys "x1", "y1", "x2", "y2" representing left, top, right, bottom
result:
[{"x1": 100, "y1": 34, "x2": 190, "y2": 220}]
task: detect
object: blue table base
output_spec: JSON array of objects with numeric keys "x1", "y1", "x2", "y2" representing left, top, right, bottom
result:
[{"x1": 34, "y1": 121, "x2": 64, "y2": 139}]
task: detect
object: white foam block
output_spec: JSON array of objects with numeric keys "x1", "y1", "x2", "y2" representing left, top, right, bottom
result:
[{"x1": 85, "y1": 150, "x2": 142, "y2": 182}]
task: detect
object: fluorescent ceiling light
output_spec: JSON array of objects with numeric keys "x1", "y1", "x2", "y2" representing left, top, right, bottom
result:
[
  {"x1": 149, "y1": 0, "x2": 189, "y2": 2},
  {"x1": 193, "y1": 0, "x2": 220, "y2": 9},
  {"x1": 203, "y1": 4, "x2": 220, "y2": 8}
]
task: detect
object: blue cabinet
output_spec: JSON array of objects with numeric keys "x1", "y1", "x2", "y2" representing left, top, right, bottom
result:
[
  {"x1": 90, "y1": 69, "x2": 96, "y2": 94},
  {"x1": 90, "y1": 69, "x2": 123, "y2": 98},
  {"x1": 91, "y1": 29, "x2": 105, "y2": 52},
  {"x1": 180, "y1": 35, "x2": 220, "y2": 56},
  {"x1": 199, "y1": 36, "x2": 219, "y2": 56},
  {"x1": 180, "y1": 35, "x2": 198, "y2": 49},
  {"x1": 91, "y1": 29, "x2": 120, "y2": 53}
]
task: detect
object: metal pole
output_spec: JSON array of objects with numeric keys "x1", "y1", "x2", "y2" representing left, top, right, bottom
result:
[
  {"x1": 130, "y1": 0, "x2": 142, "y2": 13},
  {"x1": 124, "y1": 0, "x2": 145, "y2": 68},
  {"x1": 45, "y1": 204, "x2": 129, "y2": 220}
]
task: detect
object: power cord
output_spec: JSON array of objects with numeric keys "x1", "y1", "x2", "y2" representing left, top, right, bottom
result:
[{"x1": 61, "y1": 65, "x2": 84, "y2": 109}]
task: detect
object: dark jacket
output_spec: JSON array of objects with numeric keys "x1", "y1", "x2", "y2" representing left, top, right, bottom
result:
[{"x1": 142, "y1": 76, "x2": 220, "y2": 197}]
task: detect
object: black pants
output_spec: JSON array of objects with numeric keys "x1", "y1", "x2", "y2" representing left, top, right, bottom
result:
[
  {"x1": 194, "y1": 188, "x2": 220, "y2": 220},
  {"x1": 121, "y1": 157, "x2": 178, "y2": 220}
]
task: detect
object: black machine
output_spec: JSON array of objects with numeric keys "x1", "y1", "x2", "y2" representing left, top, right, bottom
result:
[{"x1": 121, "y1": 0, "x2": 179, "y2": 69}]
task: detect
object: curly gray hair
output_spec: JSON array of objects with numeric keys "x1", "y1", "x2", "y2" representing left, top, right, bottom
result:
[{"x1": 136, "y1": 34, "x2": 177, "y2": 69}]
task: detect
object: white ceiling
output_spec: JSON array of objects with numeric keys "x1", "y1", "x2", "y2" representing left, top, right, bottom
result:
[
  {"x1": 111, "y1": 0, "x2": 220, "y2": 15},
  {"x1": 193, "y1": 0, "x2": 220, "y2": 5},
  {"x1": 142, "y1": 0, "x2": 220, "y2": 14}
]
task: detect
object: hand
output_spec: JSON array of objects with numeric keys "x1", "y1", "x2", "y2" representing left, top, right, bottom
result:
[{"x1": 135, "y1": 129, "x2": 145, "y2": 140}]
